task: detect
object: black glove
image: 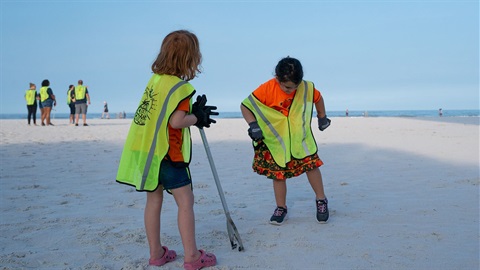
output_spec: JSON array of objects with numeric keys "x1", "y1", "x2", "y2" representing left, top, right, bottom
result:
[
  {"x1": 192, "y1": 94, "x2": 218, "y2": 129},
  {"x1": 248, "y1": 121, "x2": 263, "y2": 141},
  {"x1": 318, "y1": 116, "x2": 331, "y2": 131},
  {"x1": 192, "y1": 95, "x2": 206, "y2": 128},
  {"x1": 202, "y1": 105, "x2": 218, "y2": 128}
]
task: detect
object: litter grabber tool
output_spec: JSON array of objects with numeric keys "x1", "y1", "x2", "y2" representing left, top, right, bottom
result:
[{"x1": 198, "y1": 127, "x2": 245, "y2": 251}]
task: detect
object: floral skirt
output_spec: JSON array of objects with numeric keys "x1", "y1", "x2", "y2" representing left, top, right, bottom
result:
[{"x1": 252, "y1": 142, "x2": 323, "y2": 180}]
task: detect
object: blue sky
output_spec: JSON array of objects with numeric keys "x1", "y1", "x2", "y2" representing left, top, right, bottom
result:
[{"x1": 1, "y1": 0, "x2": 478, "y2": 114}]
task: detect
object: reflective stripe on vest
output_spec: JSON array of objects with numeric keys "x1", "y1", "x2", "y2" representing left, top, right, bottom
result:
[
  {"x1": 289, "y1": 80, "x2": 316, "y2": 158},
  {"x1": 116, "y1": 74, "x2": 195, "y2": 191},
  {"x1": 25, "y1": 90, "x2": 36, "y2": 105},
  {"x1": 40, "y1": 87, "x2": 49, "y2": 102},
  {"x1": 242, "y1": 80, "x2": 317, "y2": 167},
  {"x1": 141, "y1": 79, "x2": 188, "y2": 189},
  {"x1": 75, "y1": 85, "x2": 86, "y2": 100}
]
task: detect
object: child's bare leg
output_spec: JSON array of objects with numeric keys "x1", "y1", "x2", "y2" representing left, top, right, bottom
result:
[
  {"x1": 145, "y1": 188, "x2": 164, "y2": 260},
  {"x1": 171, "y1": 185, "x2": 201, "y2": 263},
  {"x1": 273, "y1": 179, "x2": 287, "y2": 208},
  {"x1": 306, "y1": 168, "x2": 326, "y2": 200}
]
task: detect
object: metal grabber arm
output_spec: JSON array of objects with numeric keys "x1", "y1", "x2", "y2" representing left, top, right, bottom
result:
[{"x1": 198, "y1": 127, "x2": 245, "y2": 251}]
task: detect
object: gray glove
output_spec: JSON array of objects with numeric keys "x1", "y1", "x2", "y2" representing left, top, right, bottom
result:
[
  {"x1": 248, "y1": 121, "x2": 263, "y2": 141},
  {"x1": 318, "y1": 116, "x2": 331, "y2": 131}
]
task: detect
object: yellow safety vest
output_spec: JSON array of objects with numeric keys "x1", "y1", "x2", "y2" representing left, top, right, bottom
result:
[
  {"x1": 116, "y1": 74, "x2": 195, "y2": 191},
  {"x1": 39, "y1": 87, "x2": 49, "y2": 102},
  {"x1": 25, "y1": 90, "x2": 36, "y2": 105},
  {"x1": 74, "y1": 85, "x2": 86, "y2": 100},
  {"x1": 67, "y1": 89, "x2": 73, "y2": 104},
  {"x1": 242, "y1": 80, "x2": 318, "y2": 168}
]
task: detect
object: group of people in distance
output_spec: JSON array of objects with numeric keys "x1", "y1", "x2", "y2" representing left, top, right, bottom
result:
[
  {"x1": 66, "y1": 80, "x2": 91, "y2": 126},
  {"x1": 115, "y1": 30, "x2": 331, "y2": 269},
  {"x1": 24, "y1": 80, "x2": 56, "y2": 126},
  {"x1": 25, "y1": 80, "x2": 91, "y2": 126}
]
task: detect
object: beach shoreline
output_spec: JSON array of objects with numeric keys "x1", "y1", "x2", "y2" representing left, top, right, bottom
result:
[{"x1": 1, "y1": 117, "x2": 478, "y2": 269}]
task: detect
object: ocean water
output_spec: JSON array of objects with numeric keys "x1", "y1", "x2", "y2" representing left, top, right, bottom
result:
[{"x1": 2, "y1": 109, "x2": 478, "y2": 120}]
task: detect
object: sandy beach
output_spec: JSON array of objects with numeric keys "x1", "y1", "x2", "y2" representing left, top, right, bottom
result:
[{"x1": 0, "y1": 117, "x2": 478, "y2": 270}]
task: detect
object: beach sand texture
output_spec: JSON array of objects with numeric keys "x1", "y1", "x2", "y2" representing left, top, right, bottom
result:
[{"x1": 1, "y1": 117, "x2": 478, "y2": 270}]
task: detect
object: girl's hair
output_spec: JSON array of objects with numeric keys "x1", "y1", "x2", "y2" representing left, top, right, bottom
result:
[
  {"x1": 29, "y1": 82, "x2": 35, "y2": 88},
  {"x1": 275, "y1": 56, "x2": 303, "y2": 85},
  {"x1": 41, "y1": 79, "x2": 50, "y2": 87},
  {"x1": 151, "y1": 30, "x2": 202, "y2": 81},
  {"x1": 69, "y1": 84, "x2": 74, "y2": 89}
]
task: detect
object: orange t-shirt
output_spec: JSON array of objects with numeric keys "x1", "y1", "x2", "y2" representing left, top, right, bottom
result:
[
  {"x1": 252, "y1": 78, "x2": 321, "y2": 116},
  {"x1": 167, "y1": 98, "x2": 190, "y2": 162}
]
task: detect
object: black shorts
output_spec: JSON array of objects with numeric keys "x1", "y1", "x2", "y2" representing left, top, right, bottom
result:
[{"x1": 69, "y1": 103, "x2": 76, "y2": 114}]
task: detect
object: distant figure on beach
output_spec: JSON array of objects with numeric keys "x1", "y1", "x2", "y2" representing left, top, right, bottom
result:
[
  {"x1": 439, "y1": 108, "x2": 443, "y2": 117},
  {"x1": 116, "y1": 30, "x2": 217, "y2": 269},
  {"x1": 67, "y1": 85, "x2": 76, "y2": 125},
  {"x1": 74, "y1": 80, "x2": 91, "y2": 126},
  {"x1": 346, "y1": 108, "x2": 349, "y2": 117},
  {"x1": 39, "y1": 79, "x2": 56, "y2": 126},
  {"x1": 37, "y1": 92, "x2": 43, "y2": 123},
  {"x1": 101, "y1": 101, "x2": 110, "y2": 119},
  {"x1": 117, "y1": 111, "x2": 127, "y2": 119},
  {"x1": 240, "y1": 56, "x2": 331, "y2": 226},
  {"x1": 24, "y1": 82, "x2": 38, "y2": 125}
]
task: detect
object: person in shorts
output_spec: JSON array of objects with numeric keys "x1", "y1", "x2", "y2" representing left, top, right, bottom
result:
[
  {"x1": 39, "y1": 79, "x2": 56, "y2": 126},
  {"x1": 74, "y1": 80, "x2": 90, "y2": 126},
  {"x1": 67, "y1": 85, "x2": 76, "y2": 125},
  {"x1": 116, "y1": 30, "x2": 218, "y2": 269},
  {"x1": 101, "y1": 101, "x2": 110, "y2": 119}
]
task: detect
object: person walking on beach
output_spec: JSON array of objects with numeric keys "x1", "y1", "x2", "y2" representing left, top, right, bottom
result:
[
  {"x1": 39, "y1": 79, "x2": 56, "y2": 126},
  {"x1": 241, "y1": 56, "x2": 331, "y2": 225},
  {"x1": 24, "y1": 82, "x2": 38, "y2": 125},
  {"x1": 74, "y1": 80, "x2": 91, "y2": 126},
  {"x1": 67, "y1": 85, "x2": 76, "y2": 125},
  {"x1": 116, "y1": 30, "x2": 217, "y2": 269},
  {"x1": 101, "y1": 101, "x2": 110, "y2": 119}
]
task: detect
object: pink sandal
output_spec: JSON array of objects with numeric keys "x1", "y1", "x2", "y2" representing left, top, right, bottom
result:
[
  {"x1": 148, "y1": 246, "x2": 177, "y2": 266},
  {"x1": 183, "y1": 249, "x2": 217, "y2": 270}
]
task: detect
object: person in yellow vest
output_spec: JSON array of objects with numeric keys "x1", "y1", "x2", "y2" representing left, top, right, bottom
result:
[
  {"x1": 116, "y1": 30, "x2": 218, "y2": 269},
  {"x1": 39, "y1": 79, "x2": 56, "y2": 126},
  {"x1": 24, "y1": 82, "x2": 38, "y2": 125},
  {"x1": 66, "y1": 85, "x2": 76, "y2": 125},
  {"x1": 73, "y1": 80, "x2": 91, "y2": 126},
  {"x1": 241, "y1": 56, "x2": 331, "y2": 225}
]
